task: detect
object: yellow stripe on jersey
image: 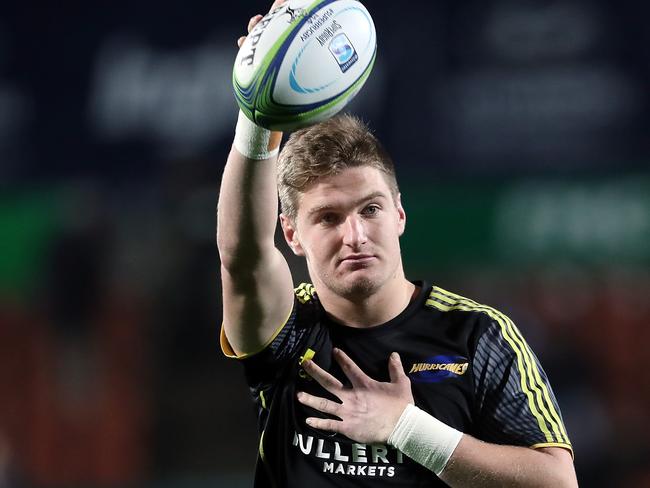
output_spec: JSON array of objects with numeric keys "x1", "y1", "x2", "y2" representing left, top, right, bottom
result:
[
  {"x1": 425, "y1": 292, "x2": 553, "y2": 442},
  {"x1": 259, "y1": 429, "x2": 267, "y2": 462},
  {"x1": 258, "y1": 429, "x2": 277, "y2": 488},
  {"x1": 431, "y1": 287, "x2": 570, "y2": 445},
  {"x1": 260, "y1": 390, "x2": 267, "y2": 410},
  {"x1": 426, "y1": 287, "x2": 570, "y2": 445},
  {"x1": 530, "y1": 442, "x2": 575, "y2": 459},
  {"x1": 430, "y1": 288, "x2": 569, "y2": 445},
  {"x1": 295, "y1": 283, "x2": 316, "y2": 304},
  {"x1": 504, "y1": 311, "x2": 571, "y2": 444}
]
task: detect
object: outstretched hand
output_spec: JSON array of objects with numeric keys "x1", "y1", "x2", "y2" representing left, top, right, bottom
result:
[
  {"x1": 297, "y1": 348, "x2": 414, "y2": 444},
  {"x1": 237, "y1": 0, "x2": 288, "y2": 47}
]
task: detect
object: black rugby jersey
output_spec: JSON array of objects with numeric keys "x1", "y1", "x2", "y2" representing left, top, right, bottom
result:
[{"x1": 221, "y1": 282, "x2": 572, "y2": 487}]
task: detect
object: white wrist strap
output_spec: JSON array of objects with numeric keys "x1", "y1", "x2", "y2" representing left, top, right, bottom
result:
[
  {"x1": 233, "y1": 111, "x2": 280, "y2": 160},
  {"x1": 388, "y1": 403, "x2": 463, "y2": 476}
]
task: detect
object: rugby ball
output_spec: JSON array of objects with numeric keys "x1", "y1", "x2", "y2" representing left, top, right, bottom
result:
[{"x1": 233, "y1": 0, "x2": 376, "y2": 131}]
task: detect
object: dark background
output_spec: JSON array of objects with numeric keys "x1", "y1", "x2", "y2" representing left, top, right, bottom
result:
[{"x1": 1, "y1": 0, "x2": 649, "y2": 486}]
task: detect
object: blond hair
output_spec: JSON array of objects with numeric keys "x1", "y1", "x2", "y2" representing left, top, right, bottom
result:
[{"x1": 277, "y1": 114, "x2": 399, "y2": 221}]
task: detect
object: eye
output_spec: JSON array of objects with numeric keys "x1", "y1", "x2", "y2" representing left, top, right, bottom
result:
[
  {"x1": 361, "y1": 204, "x2": 380, "y2": 216},
  {"x1": 319, "y1": 212, "x2": 340, "y2": 225}
]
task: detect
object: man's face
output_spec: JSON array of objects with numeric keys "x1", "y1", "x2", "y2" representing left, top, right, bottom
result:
[{"x1": 281, "y1": 166, "x2": 406, "y2": 300}]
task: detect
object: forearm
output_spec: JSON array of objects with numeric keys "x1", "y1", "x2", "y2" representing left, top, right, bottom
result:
[
  {"x1": 216, "y1": 118, "x2": 283, "y2": 266},
  {"x1": 440, "y1": 436, "x2": 577, "y2": 488},
  {"x1": 388, "y1": 405, "x2": 576, "y2": 487}
]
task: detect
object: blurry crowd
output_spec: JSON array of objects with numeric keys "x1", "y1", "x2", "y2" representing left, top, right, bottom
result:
[
  {"x1": 1, "y1": 0, "x2": 649, "y2": 486},
  {"x1": 2, "y1": 177, "x2": 649, "y2": 487}
]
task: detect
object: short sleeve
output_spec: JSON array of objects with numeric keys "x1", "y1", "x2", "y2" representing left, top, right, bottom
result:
[
  {"x1": 472, "y1": 317, "x2": 573, "y2": 456},
  {"x1": 220, "y1": 283, "x2": 319, "y2": 385}
]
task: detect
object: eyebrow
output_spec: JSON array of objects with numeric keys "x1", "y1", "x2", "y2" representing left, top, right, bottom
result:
[{"x1": 306, "y1": 191, "x2": 388, "y2": 218}]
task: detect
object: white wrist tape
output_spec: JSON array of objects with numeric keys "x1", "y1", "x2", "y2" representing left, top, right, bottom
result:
[
  {"x1": 388, "y1": 403, "x2": 463, "y2": 476},
  {"x1": 233, "y1": 111, "x2": 280, "y2": 160}
]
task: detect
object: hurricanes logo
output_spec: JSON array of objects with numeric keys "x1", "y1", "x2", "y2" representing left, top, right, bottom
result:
[{"x1": 408, "y1": 355, "x2": 469, "y2": 383}]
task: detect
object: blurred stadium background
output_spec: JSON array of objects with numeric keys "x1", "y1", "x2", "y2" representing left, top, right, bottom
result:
[{"x1": 1, "y1": 0, "x2": 649, "y2": 486}]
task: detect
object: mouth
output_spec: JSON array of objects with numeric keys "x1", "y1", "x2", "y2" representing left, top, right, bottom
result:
[{"x1": 339, "y1": 254, "x2": 376, "y2": 265}]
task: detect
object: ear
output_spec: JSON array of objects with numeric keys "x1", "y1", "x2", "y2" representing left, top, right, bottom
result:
[
  {"x1": 395, "y1": 193, "x2": 406, "y2": 237},
  {"x1": 280, "y1": 213, "x2": 305, "y2": 256}
]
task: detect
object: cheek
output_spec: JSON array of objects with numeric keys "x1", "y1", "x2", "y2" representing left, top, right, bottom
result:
[
  {"x1": 308, "y1": 233, "x2": 339, "y2": 261},
  {"x1": 380, "y1": 223, "x2": 402, "y2": 248}
]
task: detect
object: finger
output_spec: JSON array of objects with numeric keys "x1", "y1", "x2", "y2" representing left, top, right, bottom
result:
[
  {"x1": 305, "y1": 416, "x2": 343, "y2": 433},
  {"x1": 388, "y1": 352, "x2": 408, "y2": 384},
  {"x1": 333, "y1": 348, "x2": 371, "y2": 388},
  {"x1": 303, "y1": 359, "x2": 344, "y2": 394},
  {"x1": 248, "y1": 14, "x2": 263, "y2": 33},
  {"x1": 237, "y1": 36, "x2": 246, "y2": 47},
  {"x1": 297, "y1": 391, "x2": 342, "y2": 417}
]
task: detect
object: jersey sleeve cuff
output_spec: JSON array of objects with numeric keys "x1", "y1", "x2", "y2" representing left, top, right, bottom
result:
[
  {"x1": 219, "y1": 304, "x2": 295, "y2": 360},
  {"x1": 530, "y1": 442, "x2": 574, "y2": 460}
]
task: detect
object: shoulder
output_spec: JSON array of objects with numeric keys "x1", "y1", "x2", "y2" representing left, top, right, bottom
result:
[
  {"x1": 423, "y1": 285, "x2": 511, "y2": 331},
  {"x1": 294, "y1": 282, "x2": 322, "y2": 315},
  {"x1": 221, "y1": 283, "x2": 321, "y2": 362},
  {"x1": 294, "y1": 282, "x2": 318, "y2": 304},
  {"x1": 291, "y1": 282, "x2": 325, "y2": 330},
  {"x1": 427, "y1": 286, "x2": 544, "y2": 392}
]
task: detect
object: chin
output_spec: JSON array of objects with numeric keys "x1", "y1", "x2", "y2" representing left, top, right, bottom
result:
[{"x1": 330, "y1": 273, "x2": 383, "y2": 300}]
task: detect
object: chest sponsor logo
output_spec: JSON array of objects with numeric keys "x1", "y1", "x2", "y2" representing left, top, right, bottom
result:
[
  {"x1": 408, "y1": 355, "x2": 469, "y2": 383},
  {"x1": 293, "y1": 431, "x2": 403, "y2": 478}
]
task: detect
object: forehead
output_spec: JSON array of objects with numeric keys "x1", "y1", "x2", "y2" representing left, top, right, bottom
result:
[{"x1": 297, "y1": 166, "x2": 393, "y2": 215}]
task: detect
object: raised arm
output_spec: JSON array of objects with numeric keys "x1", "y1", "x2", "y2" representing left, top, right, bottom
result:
[{"x1": 217, "y1": 1, "x2": 294, "y2": 357}]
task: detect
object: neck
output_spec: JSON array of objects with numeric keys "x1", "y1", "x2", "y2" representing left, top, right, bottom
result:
[{"x1": 317, "y1": 274, "x2": 417, "y2": 328}]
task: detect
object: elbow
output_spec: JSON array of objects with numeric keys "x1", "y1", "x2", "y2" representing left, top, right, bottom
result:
[
  {"x1": 216, "y1": 225, "x2": 272, "y2": 271},
  {"x1": 539, "y1": 450, "x2": 578, "y2": 488},
  {"x1": 218, "y1": 246, "x2": 261, "y2": 275},
  {"x1": 216, "y1": 226, "x2": 258, "y2": 270},
  {"x1": 215, "y1": 226, "x2": 233, "y2": 260},
  {"x1": 551, "y1": 476, "x2": 578, "y2": 488},
  {"x1": 557, "y1": 471, "x2": 579, "y2": 488},
  {"x1": 218, "y1": 241, "x2": 276, "y2": 280},
  {"x1": 547, "y1": 474, "x2": 578, "y2": 488}
]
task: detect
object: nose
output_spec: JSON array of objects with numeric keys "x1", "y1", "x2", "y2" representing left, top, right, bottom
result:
[{"x1": 342, "y1": 214, "x2": 367, "y2": 248}]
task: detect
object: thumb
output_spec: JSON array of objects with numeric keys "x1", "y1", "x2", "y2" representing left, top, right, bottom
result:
[{"x1": 388, "y1": 352, "x2": 408, "y2": 384}]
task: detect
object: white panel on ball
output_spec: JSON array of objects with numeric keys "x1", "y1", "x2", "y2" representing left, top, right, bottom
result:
[{"x1": 232, "y1": 0, "x2": 376, "y2": 131}]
